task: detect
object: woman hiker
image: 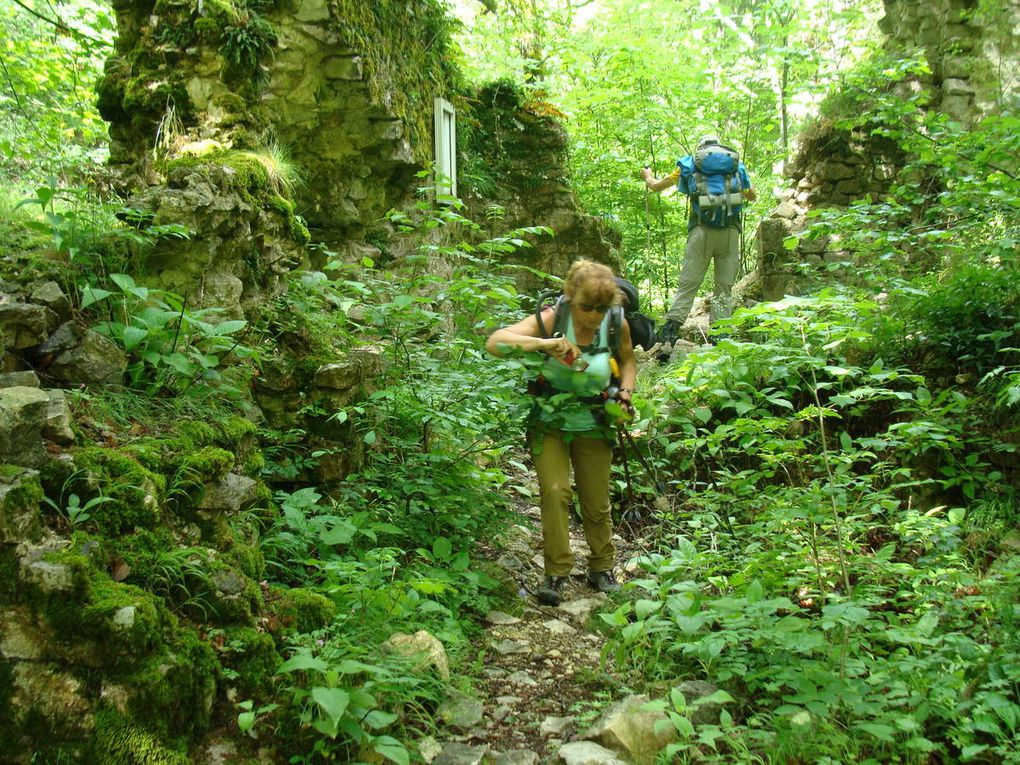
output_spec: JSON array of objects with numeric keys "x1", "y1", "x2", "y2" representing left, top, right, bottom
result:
[{"x1": 486, "y1": 259, "x2": 637, "y2": 606}]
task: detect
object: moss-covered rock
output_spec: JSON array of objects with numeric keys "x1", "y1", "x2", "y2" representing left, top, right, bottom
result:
[
  {"x1": 214, "y1": 626, "x2": 280, "y2": 699},
  {"x1": 206, "y1": 558, "x2": 263, "y2": 625},
  {"x1": 59, "y1": 448, "x2": 166, "y2": 536},
  {"x1": 0, "y1": 659, "x2": 14, "y2": 747},
  {"x1": 115, "y1": 630, "x2": 218, "y2": 738},
  {"x1": 267, "y1": 586, "x2": 337, "y2": 634},
  {"x1": 0, "y1": 464, "x2": 43, "y2": 545},
  {"x1": 223, "y1": 536, "x2": 265, "y2": 581},
  {"x1": 40, "y1": 550, "x2": 172, "y2": 667},
  {"x1": 93, "y1": 708, "x2": 190, "y2": 765},
  {"x1": 0, "y1": 545, "x2": 18, "y2": 604}
]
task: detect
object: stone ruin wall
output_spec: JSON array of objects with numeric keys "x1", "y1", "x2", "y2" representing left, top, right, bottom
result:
[
  {"x1": 100, "y1": 0, "x2": 455, "y2": 246},
  {"x1": 461, "y1": 83, "x2": 621, "y2": 291},
  {"x1": 755, "y1": 0, "x2": 1020, "y2": 301}
]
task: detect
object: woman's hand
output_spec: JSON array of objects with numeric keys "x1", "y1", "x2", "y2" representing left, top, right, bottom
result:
[
  {"x1": 541, "y1": 335, "x2": 582, "y2": 364},
  {"x1": 616, "y1": 388, "x2": 635, "y2": 417}
]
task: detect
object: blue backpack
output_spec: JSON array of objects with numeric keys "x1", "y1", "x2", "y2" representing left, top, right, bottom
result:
[{"x1": 678, "y1": 143, "x2": 745, "y2": 228}]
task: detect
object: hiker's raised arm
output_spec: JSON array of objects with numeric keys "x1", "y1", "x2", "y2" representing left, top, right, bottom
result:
[
  {"x1": 640, "y1": 166, "x2": 679, "y2": 194},
  {"x1": 486, "y1": 308, "x2": 580, "y2": 362}
]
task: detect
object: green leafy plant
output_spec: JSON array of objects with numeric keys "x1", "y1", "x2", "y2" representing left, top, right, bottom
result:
[
  {"x1": 41, "y1": 489, "x2": 113, "y2": 529},
  {"x1": 219, "y1": 4, "x2": 277, "y2": 83},
  {"x1": 82, "y1": 273, "x2": 252, "y2": 396}
]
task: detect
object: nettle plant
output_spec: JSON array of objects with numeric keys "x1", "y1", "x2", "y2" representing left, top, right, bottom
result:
[
  {"x1": 612, "y1": 293, "x2": 1020, "y2": 763},
  {"x1": 82, "y1": 274, "x2": 252, "y2": 396}
]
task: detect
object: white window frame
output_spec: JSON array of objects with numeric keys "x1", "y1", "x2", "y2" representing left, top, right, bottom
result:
[{"x1": 433, "y1": 97, "x2": 457, "y2": 199}]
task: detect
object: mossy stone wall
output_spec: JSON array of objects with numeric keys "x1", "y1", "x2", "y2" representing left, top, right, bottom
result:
[
  {"x1": 462, "y1": 81, "x2": 621, "y2": 289},
  {"x1": 98, "y1": 0, "x2": 462, "y2": 240},
  {"x1": 753, "y1": 0, "x2": 1019, "y2": 301}
]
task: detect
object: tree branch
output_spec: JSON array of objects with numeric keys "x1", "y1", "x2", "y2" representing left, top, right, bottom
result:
[{"x1": 9, "y1": 0, "x2": 107, "y2": 46}]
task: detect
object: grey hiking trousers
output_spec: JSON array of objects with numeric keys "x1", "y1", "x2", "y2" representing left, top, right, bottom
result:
[{"x1": 665, "y1": 224, "x2": 741, "y2": 325}]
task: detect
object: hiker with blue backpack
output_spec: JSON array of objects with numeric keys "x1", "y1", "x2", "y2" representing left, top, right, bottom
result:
[
  {"x1": 641, "y1": 134, "x2": 757, "y2": 347},
  {"x1": 486, "y1": 259, "x2": 637, "y2": 606}
]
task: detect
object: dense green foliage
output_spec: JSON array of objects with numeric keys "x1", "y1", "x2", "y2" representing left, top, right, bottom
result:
[
  {"x1": 1, "y1": 0, "x2": 1018, "y2": 763},
  {"x1": 0, "y1": 0, "x2": 114, "y2": 183}
]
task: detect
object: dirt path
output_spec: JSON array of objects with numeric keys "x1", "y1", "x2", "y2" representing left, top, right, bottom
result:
[{"x1": 425, "y1": 461, "x2": 655, "y2": 764}]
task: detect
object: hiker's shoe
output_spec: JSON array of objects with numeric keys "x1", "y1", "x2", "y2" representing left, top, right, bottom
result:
[
  {"x1": 657, "y1": 319, "x2": 680, "y2": 346},
  {"x1": 656, "y1": 320, "x2": 680, "y2": 363},
  {"x1": 536, "y1": 576, "x2": 568, "y2": 606},
  {"x1": 587, "y1": 570, "x2": 620, "y2": 594}
]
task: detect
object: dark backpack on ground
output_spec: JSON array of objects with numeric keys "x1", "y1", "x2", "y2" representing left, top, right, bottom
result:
[
  {"x1": 534, "y1": 276, "x2": 657, "y2": 352},
  {"x1": 678, "y1": 143, "x2": 745, "y2": 228}
]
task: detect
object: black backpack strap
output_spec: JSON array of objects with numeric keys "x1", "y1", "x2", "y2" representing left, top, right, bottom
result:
[
  {"x1": 535, "y1": 297, "x2": 564, "y2": 338},
  {"x1": 607, "y1": 306, "x2": 623, "y2": 357}
]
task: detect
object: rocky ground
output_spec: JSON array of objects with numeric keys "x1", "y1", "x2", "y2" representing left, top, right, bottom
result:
[{"x1": 418, "y1": 459, "x2": 671, "y2": 765}]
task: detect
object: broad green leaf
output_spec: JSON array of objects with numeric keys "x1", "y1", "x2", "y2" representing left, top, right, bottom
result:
[
  {"x1": 277, "y1": 653, "x2": 328, "y2": 674},
  {"x1": 695, "y1": 689, "x2": 736, "y2": 706},
  {"x1": 635, "y1": 599, "x2": 662, "y2": 619},
  {"x1": 81, "y1": 285, "x2": 113, "y2": 309},
  {"x1": 320, "y1": 522, "x2": 356, "y2": 546},
  {"x1": 745, "y1": 579, "x2": 764, "y2": 603},
  {"x1": 433, "y1": 536, "x2": 453, "y2": 560},
  {"x1": 213, "y1": 319, "x2": 247, "y2": 335},
  {"x1": 237, "y1": 711, "x2": 256, "y2": 733},
  {"x1": 109, "y1": 273, "x2": 137, "y2": 291},
  {"x1": 374, "y1": 738, "x2": 410, "y2": 765},
  {"x1": 121, "y1": 325, "x2": 148, "y2": 351},
  {"x1": 363, "y1": 710, "x2": 399, "y2": 729},
  {"x1": 312, "y1": 686, "x2": 350, "y2": 724},
  {"x1": 856, "y1": 722, "x2": 896, "y2": 742}
]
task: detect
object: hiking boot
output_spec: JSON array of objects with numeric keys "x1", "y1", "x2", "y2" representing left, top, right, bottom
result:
[
  {"x1": 656, "y1": 320, "x2": 681, "y2": 363},
  {"x1": 587, "y1": 570, "x2": 620, "y2": 593},
  {"x1": 536, "y1": 576, "x2": 568, "y2": 606},
  {"x1": 657, "y1": 319, "x2": 681, "y2": 346}
]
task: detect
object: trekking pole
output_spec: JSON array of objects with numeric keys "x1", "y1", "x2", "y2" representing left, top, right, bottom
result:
[
  {"x1": 616, "y1": 428, "x2": 639, "y2": 523},
  {"x1": 740, "y1": 91, "x2": 754, "y2": 277},
  {"x1": 621, "y1": 428, "x2": 667, "y2": 496}
]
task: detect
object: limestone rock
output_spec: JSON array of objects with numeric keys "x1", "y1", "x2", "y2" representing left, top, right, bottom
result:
[
  {"x1": 36, "y1": 321, "x2": 79, "y2": 356},
  {"x1": 584, "y1": 694, "x2": 675, "y2": 765},
  {"x1": 437, "y1": 689, "x2": 484, "y2": 730},
  {"x1": 48, "y1": 329, "x2": 127, "y2": 387},
  {"x1": 0, "y1": 607, "x2": 45, "y2": 660},
  {"x1": 11, "y1": 662, "x2": 93, "y2": 737},
  {"x1": 490, "y1": 751, "x2": 540, "y2": 765},
  {"x1": 43, "y1": 389, "x2": 75, "y2": 445},
  {"x1": 0, "y1": 301, "x2": 57, "y2": 349},
  {"x1": 0, "y1": 370, "x2": 40, "y2": 388},
  {"x1": 31, "y1": 282, "x2": 72, "y2": 321},
  {"x1": 555, "y1": 740, "x2": 629, "y2": 765},
  {"x1": 18, "y1": 537, "x2": 85, "y2": 595},
  {"x1": 433, "y1": 743, "x2": 489, "y2": 765},
  {"x1": 557, "y1": 596, "x2": 606, "y2": 624},
  {"x1": 0, "y1": 386, "x2": 52, "y2": 468},
  {"x1": 313, "y1": 346, "x2": 386, "y2": 390},
  {"x1": 540, "y1": 715, "x2": 575, "y2": 737},
  {"x1": 418, "y1": 736, "x2": 443, "y2": 763},
  {"x1": 381, "y1": 629, "x2": 450, "y2": 680},
  {"x1": 0, "y1": 466, "x2": 44, "y2": 544},
  {"x1": 675, "y1": 680, "x2": 724, "y2": 725},
  {"x1": 197, "y1": 473, "x2": 259, "y2": 514}
]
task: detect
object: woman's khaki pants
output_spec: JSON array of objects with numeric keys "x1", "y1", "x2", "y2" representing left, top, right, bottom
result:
[{"x1": 531, "y1": 429, "x2": 615, "y2": 577}]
